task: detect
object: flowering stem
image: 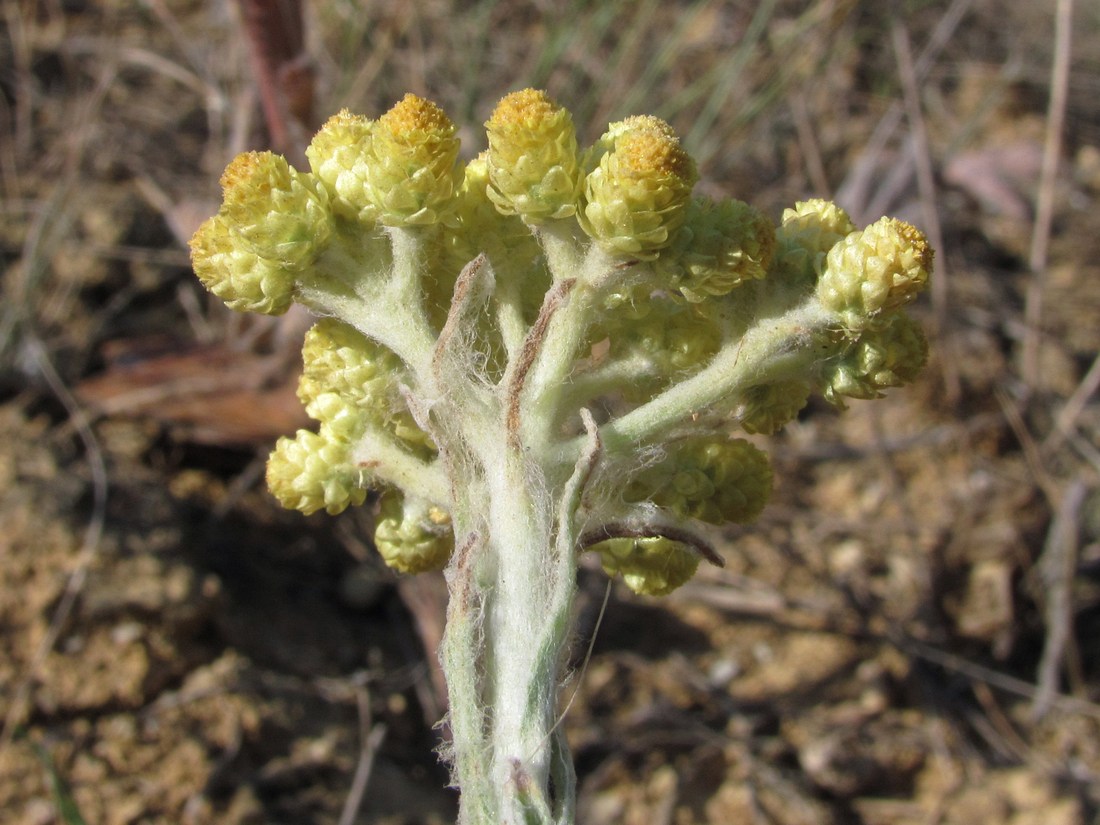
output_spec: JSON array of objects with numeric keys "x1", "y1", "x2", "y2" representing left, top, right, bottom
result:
[
  {"x1": 593, "y1": 300, "x2": 834, "y2": 457},
  {"x1": 190, "y1": 88, "x2": 932, "y2": 825}
]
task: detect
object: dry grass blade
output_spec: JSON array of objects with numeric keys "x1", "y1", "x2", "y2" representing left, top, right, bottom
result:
[
  {"x1": 890, "y1": 18, "x2": 956, "y2": 402},
  {"x1": 837, "y1": 0, "x2": 974, "y2": 222},
  {"x1": 336, "y1": 681, "x2": 388, "y2": 825},
  {"x1": 896, "y1": 634, "x2": 1100, "y2": 723},
  {"x1": 1032, "y1": 475, "x2": 1090, "y2": 720},
  {"x1": 1050, "y1": 350, "x2": 1100, "y2": 447},
  {"x1": 1022, "y1": 0, "x2": 1074, "y2": 391}
]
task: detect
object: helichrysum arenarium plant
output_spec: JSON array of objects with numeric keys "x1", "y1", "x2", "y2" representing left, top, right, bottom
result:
[{"x1": 190, "y1": 89, "x2": 930, "y2": 824}]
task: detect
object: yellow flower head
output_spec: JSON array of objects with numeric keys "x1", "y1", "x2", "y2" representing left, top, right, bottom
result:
[
  {"x1": 735, "y1": 380, "x2": 813, "y2": 435},
  {"x1": 365, "y1": 94, "x2": 461, "y2": 226},
  {"x1": 579, "y1": 117, "x2": 697, "y2": 259},
  {"x1": 189, "y1": 214, "x2": 295, "y2": 315},
  {"x1": 298, "y1": 319, "x2": 435, "y2": 454},
  {"x1": 818, "y1": 217, "x2": 932, "y2": 324},
  {"x1": 216, "y1": 150, "x2": 332, "y2": 268},
  {"x1": 823, "y1": 312, "x2": 929, "y2": 404},
  {"x1": 774, "y1": 199, "x2": 857, "y2": 288},
  {"x1": 628, "y1": 435, "x2": 772, "y2": 525},
  {"x1": 306, "y1": 109, "x2": 376, "y2": 223},
  {"x1": 485, "y1": 89, "x2": 582, "y2": 222},
  {"x1": 266, "y1": 426, "x2": 370, "y2": 516}
]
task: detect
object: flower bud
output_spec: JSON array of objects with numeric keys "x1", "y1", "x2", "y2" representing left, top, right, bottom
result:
[
  {"x1": 580, "y1": 118, "x2": 697, "y2": 259},
  {"x1": 218, "y1": 150, "x2": 332, "y2": 268},
  {"x1": 190, "y1": 214, "x2": 295, "y2": 315},
  {"x1": 485, "y1": 89, "x2": 582, "y2": 222},
  {"x1": 444, "y1": 153, "x2": 540, "y2": 269},
  {"x1": 823, "y1": 313, "x2": 928, "y2": 404},
  {"x1": 659, "y1": 197, "x2": 775, "y2": 302},
  {"x1": 299, "y1": 319, "x2": 436, "y2": 453},
  {"x1": 817, "y1": 217, "x2": 932, "y2": 324},
  {"x1": 602, "y1": 300, "x2": 721, "y2": 399},
  {"x1": 299, "y1": 319, "x2": 404, "y2": 409},
  {"x1": 630, "y1": 436, "x2": 772, "y2": 525},
  {"x1": 365, "y1": 94, "x2": 461, "y2": 226},
  {"x1": 774, "y1": 199, "x2": 856, "y2": 288},
  {"x1": 781, "y1": 199, "x2": 855, "y2": 254},
  {"x1": 594, "y1": 536, "x2": 700, "y2": 596},
  {"x1": 374, "y1": 490, "x2": 454, "y2": 574},
  {"x1": 266, "y1": 426, "x2": 369, "y2": 515},
  {"x1": 306, "y1": 109, "x2": 376, "y2": 223},
  {"x1": 736, "y1": 380, "x2": 813, "y2": 435}
]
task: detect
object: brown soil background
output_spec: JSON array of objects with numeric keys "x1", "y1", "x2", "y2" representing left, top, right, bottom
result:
[{"x1": 2, "y1": 1, "x2": 1099, "y2": 823}]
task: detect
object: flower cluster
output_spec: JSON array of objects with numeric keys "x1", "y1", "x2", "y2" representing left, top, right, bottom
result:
[{"x1": 190, "y1": 90, "x2": 931, "y2": 595}]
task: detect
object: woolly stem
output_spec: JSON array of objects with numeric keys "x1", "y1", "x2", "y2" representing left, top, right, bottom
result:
[
  {"x1": 556, "y1": 298, "x2": 836, "y2": 464},
  {"x1": 442, "y1": 441, "x2": 576, "y2": 824}
]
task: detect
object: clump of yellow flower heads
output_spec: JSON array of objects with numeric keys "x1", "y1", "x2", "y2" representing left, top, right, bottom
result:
[{"x1": 190, "y1": 89, "x2": 931, "y2": 595}]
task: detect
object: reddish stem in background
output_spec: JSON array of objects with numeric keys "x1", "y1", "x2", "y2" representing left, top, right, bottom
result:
[{"x1": 237, "y1": 0, "x2": 314, "y2": 159}]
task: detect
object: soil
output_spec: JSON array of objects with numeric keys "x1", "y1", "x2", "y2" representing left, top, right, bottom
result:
[{"x1": 2, "y1": 1, "x2": 1099, "y2": 823}]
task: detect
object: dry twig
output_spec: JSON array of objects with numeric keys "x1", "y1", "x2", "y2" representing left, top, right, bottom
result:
[
  {"x1": 1032, "y1": 474, "x2": 1090, "y2": 719},
  {"x1": 337, "y1": 680, "x2": 388, "y2": 825},
  {"x1": 891, "y1": 19, "x2": 956, "y2": 403},
  {"x1": 1022, "y1": 0, "x2": 1074, "y2": 390}
]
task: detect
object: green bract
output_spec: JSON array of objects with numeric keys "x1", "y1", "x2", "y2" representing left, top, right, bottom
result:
[{"x1": 190, "y1": 89, "x2": 932, "y2": 825}]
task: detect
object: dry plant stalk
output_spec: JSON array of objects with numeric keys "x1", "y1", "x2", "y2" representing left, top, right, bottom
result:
[{"x1": 188, "y1": 90, "x2": 931, "y2": 823}]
